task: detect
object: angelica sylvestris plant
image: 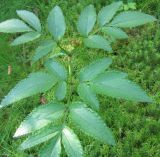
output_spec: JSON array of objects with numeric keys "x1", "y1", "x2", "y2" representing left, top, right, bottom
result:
[{"x1": 0, "y1": 2, "x2": 156, "y2": 157}]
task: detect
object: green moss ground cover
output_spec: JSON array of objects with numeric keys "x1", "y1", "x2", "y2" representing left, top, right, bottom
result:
[{"x1": 0, "y1": 0, "x2": 159, "y2": 156}]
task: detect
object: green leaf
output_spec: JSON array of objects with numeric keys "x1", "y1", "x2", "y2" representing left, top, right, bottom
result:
[
  {"x1": 78, "y1": 83, "x2": 99, "y2": 110},
  {"x1": 45, "y1": 58, "x2": 67, "y2": 81},
  {"x1": 32, "y1": 40, "x2": 57, "y2": 63},
  {"x1": 102, "y1": 27, "x2": 128, "y2": 39},
  {"x1": 17, "y1": 10, "x2": 41, "y2": 32},
  {"x1": 91, "y1": 72, "x2": 153, "y2": 102},
  {"x1": 77, "y1": 5, "x2": 96, "y2": 36},
  {"x1": 55, "y1": 81, "x2": 67, "y2": 101},
  {"x1": 78, "y1": 57, "x2": 112, "y2": 82},
  {"x1": 111, "y1": 11, "x2": 156, "y2": 28},
  {"x1": 39, "y1": 136, "x2": 61, "y2": 157},
  {"x1": 14, "y1": 102, "x2": 65, "y2": 137},
  {"x1": 48, "y1": 6, "x2": 66, "y2": 41},
  {"x1": 93, "y1": 70, "x2": 128, "y2": 82},
  {"x1": 0, "y1": 19, "x2": 32, "y2": 33},
  {"x1": 98, "y1": 1, "x2": 123, "y2": 26},
  {"x1": 19, "y1": 126, "x2": 60, "y2": 150},
  {"x1": 11, "y1": 32, "x2": 41, "y2": 46},
  {"x1": 70, "y1": 102, "x2": 115, "y2": 145},
  {"x1": 0, "y1": 72, "x2": 57, "y2": 108},
  {"x1": 62, "y1": 126, "x2": 83, "y2": 157},
  {"x1": 84, "y1": 35, "x2": 112, "y2": 52}
]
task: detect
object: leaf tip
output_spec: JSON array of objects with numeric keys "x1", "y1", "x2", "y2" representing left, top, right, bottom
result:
[
  {"x1": 16, "y1": 10, "x2": 24, "y2": 17},
  {"x1": 108, "y1": 47, "x2": 113, "y2": 53},
  {"x1": 111, "y1": 140, "x2": 116, "y2": 146},
  {"x1": 13, "y1": 131, "x2": 20, "y2": 138},
  {"x1": 10, "y1": 42, "x2": 16, "y2": 46},
  {"x1": 13, "y1": 127, "x2": 27, "y2": 138},
  {"x1": 88, "y1": 4, "x2": 94, "y2": 8},
  {"x1": 153, "y1": 16, "x2": 157, "y2": 21},
  {"x1": 139, "y1": 93, "x2": 154, "y2": 103},
  {"x1": 54, "y1": 5, "x2": 60, "y2": 8},
  {"x1": 105, "y1": 131, "x2": 116, "y2": 146},
  {"x1": 16, "y1": 10, "x2": 20, "y2": 14},
  {"x1": 18, "y1": 144, "x2": 25, "y2": 151},
  {"x1": 0, "y1": 99, "x2": 8, "y2": 109},
  {"x1": 146, "y1": 97, "x2": 154, "y2": 103}
]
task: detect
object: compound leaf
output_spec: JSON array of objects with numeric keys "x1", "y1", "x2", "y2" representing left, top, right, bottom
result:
[
  {"x1": 55, "y1": 81, "x2": 67, "y2": 101},
  {"x1": 102, "y1": 27, "x2": 128, "y2": 39},
  {"x1": 78, "y1": 57, "x2": 112, "y2": 82},
  {"x1": 98, "y1": 1, "x2": 122, "y2": 26},
  {"x1": 0, "y1": 72, "x2": 57, "y2": 108},
  {"x1": 11, "y1": 32, "x2": 41, "y2": 46},
  {"x1": 17, "y1": 10, "x2": 41, "y2": 32},
  {"x1": 45, "y1": 58, "x2": 67, "y2": 81},
  {"x1": 70, "y1": 102, "x2": 115, "y2": 145},
  {"x1": 78, "y1": 83, "x2": 99, "y2": 110},
  {"x1": 19, "y1": 126, "x2": 60, "y2": 150},
  {"x1": 48, "y1": 6, "x2": 66, "y2": 41},
  {"x1": 32, "y1": 40, "x2": 57, "y2": 63},
  {"x1": 91, "y1": 73, "x2": 153, "y2": 102},
  {"x1": 77, "y1": 5, "x2": 96, "y2": 36},
  {"x1": 39, "y1": 136, "x2": 61, "y2": 157},
  {"x1": 14, "y1": 102, "x2": 65, "y2": 137},
  {"x1": 84, "y1": 35, "x2": 112, "y2": 52},
  {"x1": 62, "y1": 126, "x2": 83, "y2": 157},
  {"x1": 111, "y1": 11, "x2": 156, "y2": 28},
  {"x1": 0, "y1": 19, "x2": 32, "y2": 33}
]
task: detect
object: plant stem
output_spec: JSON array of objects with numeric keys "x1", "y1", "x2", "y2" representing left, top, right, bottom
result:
[
  {"x1": 67, "y1": 57, "x2": 72, "y2": 104},
  {"x1": 58, "y1": 43, "x2": 73, "y2": 103},
  {"x1": 62, "y1": 57, "x2": 72, "y2": 125},
  {"x1": 58, "y1": 44, "x2": 73, "y2": 124}
]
